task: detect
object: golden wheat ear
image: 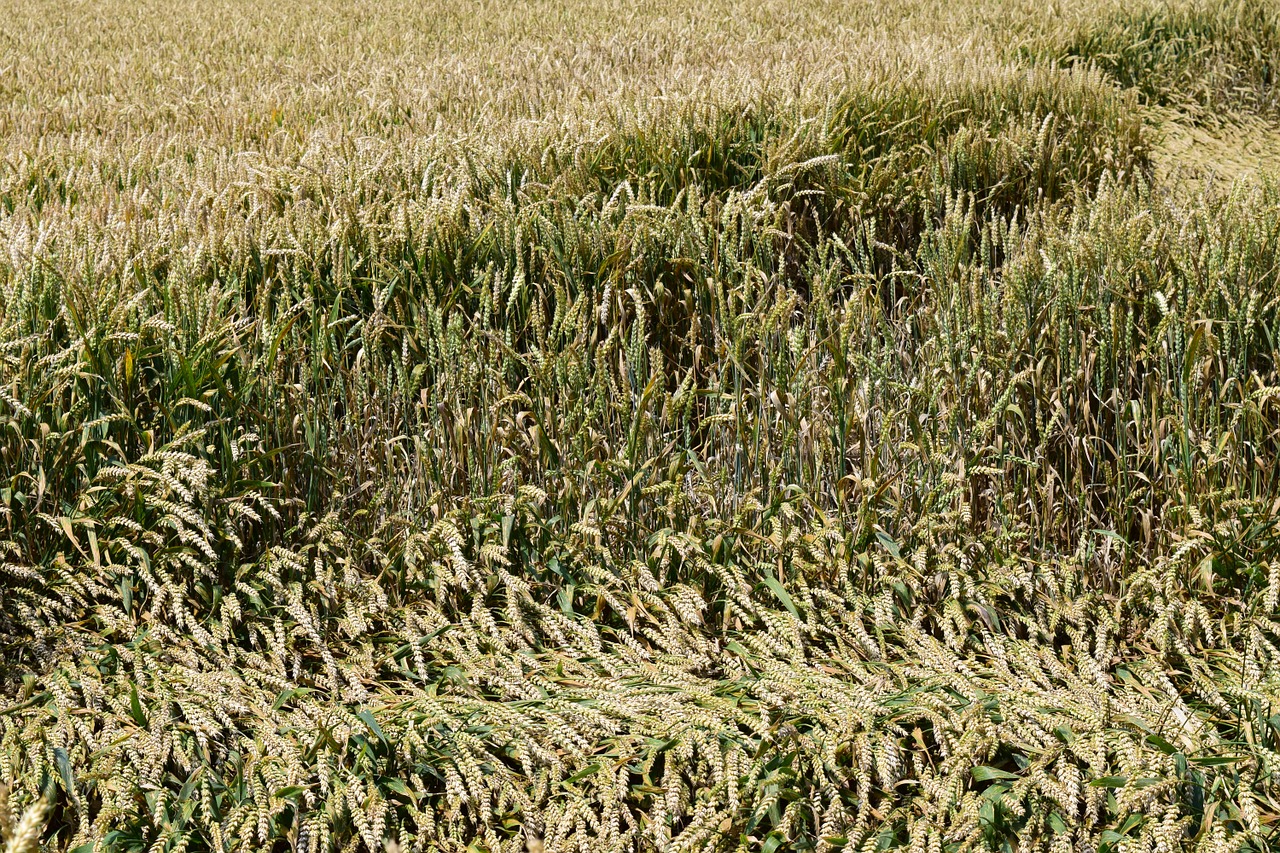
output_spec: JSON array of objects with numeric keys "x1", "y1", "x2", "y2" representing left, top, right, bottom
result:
[
  {"x1": 0, "y1": 786, "x2": 11, "y2": 842},
  {"x1": 1, "y1": 796, "x2": 45, "y2": 853}
]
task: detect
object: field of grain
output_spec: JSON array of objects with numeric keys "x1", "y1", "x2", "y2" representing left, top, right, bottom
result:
[{"x1": 2, "y1": 1, "x2": 1280, "y2": 851}]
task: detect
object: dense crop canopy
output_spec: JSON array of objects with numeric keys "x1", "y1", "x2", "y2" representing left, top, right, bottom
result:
[{"x1": 2, "y1": 1, "x2": 1280, "y2": 852}]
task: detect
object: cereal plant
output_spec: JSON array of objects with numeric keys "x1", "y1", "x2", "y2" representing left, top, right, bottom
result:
[{"x1": 2, "y1": 1, "x2": 1280, "y2": 851}]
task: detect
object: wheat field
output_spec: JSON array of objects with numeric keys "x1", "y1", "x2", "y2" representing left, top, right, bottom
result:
[{"x1": 1, "y1": 1, "x2": 1280, "y2": 851}]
